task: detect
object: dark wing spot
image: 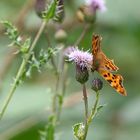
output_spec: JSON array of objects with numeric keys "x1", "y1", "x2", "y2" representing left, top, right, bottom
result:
[
  {"x1": 119, "y1": 79, "x2": 122, "y2": 84},
  {"x1": 113, "y1": 74, "x2": 115, "y2": 77},
  {"x1": 107, "y1": 80, "x2": 112, "y2": 83},
  {"x1": 107, "y1": 73, "x2": 110, "y2": 76},
  {"x1": 120, "y1": 85, "x2": 123, "y2": 88},
  {"x1": 104, "y1": 74, "x2": 107, "y2": 77}
]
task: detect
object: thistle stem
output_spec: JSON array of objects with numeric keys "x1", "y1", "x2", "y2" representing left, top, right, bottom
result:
[
  {"x1": 82, "y1": 83, "x2": 88, "y2": 140},
  {"x1": 0, "y1": 21, "x2": 47, "y2": 120},
  {"x1": 83, "y1": 90, "x2": 100, "y2": 140}
]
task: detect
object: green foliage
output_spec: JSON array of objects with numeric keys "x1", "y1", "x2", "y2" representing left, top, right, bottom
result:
[
  {"x1": 1, "y1": 20, "x2": 20, "y2": 46},
  {"x1": 39, "y1": 116, "x2": 56, "y2": 140},
  {"x1": 57, "y1": 94, "x2": 63, "y2": 106},
  {"x1": 42, "y1": 0, "x2": 64, "y2": 22},
  {"x1": 26, "y1": 48, "x2": 58, "y2": 78},
  {"x1": 97, "y1": 104, "x2": 106, "y2": 112},
  {"x1": 20, "y1": 38, "x2": 31, "y2": 54},
  {"x1": 1, "y1": 20, "x2": 31, "y2": 54},
  {"x1": 73, "y1": 122, "x2": 85, "y2": 140}
]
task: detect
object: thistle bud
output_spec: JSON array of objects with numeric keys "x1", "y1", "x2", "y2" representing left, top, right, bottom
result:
[
  {"x1": 75, "y1": 65, "x2": 89, "y2": 84},
  {"x1": 55, "y1": 0, "x2": 65, "y2": 23},
  {"x1": 35, "y1": 0, "x2": 46, "y2": 18},
  {"x1": 91, "y1": 78, "x2": 103, "y2": 92},
  {"x1": 76, "y1": 8, "x2": 85, "y2": 22},
  {"x1": 84, "y1": 5, "x2": 96, "y2": 23},
  {"x1": 54, "y1": 29, "x2": 67, "y2": 43}
]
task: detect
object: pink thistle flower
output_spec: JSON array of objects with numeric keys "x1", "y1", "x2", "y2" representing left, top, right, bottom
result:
[
  {"x1": 65, "y1": 47, "x2": 93, "y2": 71},
  {"x1": 85, "y1": 0, "x2": 106, "y2": 12}
]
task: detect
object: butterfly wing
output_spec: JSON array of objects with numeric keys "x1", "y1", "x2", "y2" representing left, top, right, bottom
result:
[
  {"x1": 98, "y1": 69, "x2": 127, "y2": 96},
  {"x1": 92, "y1": 34, "x2": 118, "y2": 72},
  {"x1": 92, "y1": 34, "x2": 101, "y2": 56},
  {"x1": 99, "y1": 51, "x2": 119, "y2": 71},
  {"x1": 92, "y1": 34, "x2": 127, "y2": 96}
]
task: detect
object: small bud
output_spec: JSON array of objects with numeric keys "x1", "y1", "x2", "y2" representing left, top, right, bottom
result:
[
  {"x1": 83, "y1": 5, "x2": 96, "y2": 23},
  {"x1": 91, "y1": 78, "x2": 103, "y2": 92},
  {"x1": 77, "y1": 5, "x2": 96, "y2": 23},
  {"x1": 54, "y1": 29, "x2": 67, "y2": 43},
  {"x1": 76, "y1": 9, "x2": 85, "y2": 22},
  {"x1": 35, "y1": 0, "x2": 46, "y2": 18},
  {"x1": 75, "y1": 65, "x2": 89, "y2": 84}
]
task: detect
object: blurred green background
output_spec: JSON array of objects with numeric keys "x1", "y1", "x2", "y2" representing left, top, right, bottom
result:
[{"x1": 0, "y1": 0, "x2": 140, "y2": 140}]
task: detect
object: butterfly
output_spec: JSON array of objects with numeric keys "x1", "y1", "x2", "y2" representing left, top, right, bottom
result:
[{"x1": 92, "y1": 34, "x2": 127, "y2": 96}]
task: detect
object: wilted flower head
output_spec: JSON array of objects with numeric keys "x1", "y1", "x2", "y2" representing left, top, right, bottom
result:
[
  {"x1": 85, "y1": 0, "x2": 106, "y2": 12},
  {"x1": 65, "y1": 47, "x2": 93, "y2": 71}
]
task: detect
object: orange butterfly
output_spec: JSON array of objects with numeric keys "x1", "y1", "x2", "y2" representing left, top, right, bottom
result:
[{"x1": 92, "y1": 34, "x2": 127, "y2": 96}]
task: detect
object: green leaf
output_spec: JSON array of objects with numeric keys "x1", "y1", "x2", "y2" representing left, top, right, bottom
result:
[
  {"x1": 39, "y1": 116, "x2": 56, "y2": 140},
  {"x1": 58, "y1": 94, "x2": 63, "y2": 106},
  {"x1": 1, "y1": 20, "x2": 18, "y2": 40},
  {"x1": 97, "y1": 104, "x2": 106, "y2": 112},
  {"x1": 20, "y1": 38, "x2": 31, "y2": 53},
  {"x1": 42, "y1": 0, "x2": 58, "y2": 21},
  {"x1": 73, "y1": 122, "x2": 85, "y2": 140}
]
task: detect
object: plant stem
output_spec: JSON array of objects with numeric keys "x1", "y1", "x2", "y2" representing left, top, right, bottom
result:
[
  {"x1": 88, "y1": 91, "x2": 100, "y2": 124},
  {"x1": 82, "y1": 83, "x2": 88, "y2": 140},
  {"x1": 83, "y1": 90, "x2": 100, "y2": 140},
  {"x1": 0, "y1": 21, "x2": 47, "y2": 120},
  {"x1": 74, "y1": 24, "x2": 90, "y2": 46},
  {"x1": 52, "y1": 43, "x2": 64, "y2": 111},
  {"x1": 45, "y1": 31, "x2": 57, "y2": 72},
  {"x1": 57, "y1": 63, "x2": 68, "y2": 121}
]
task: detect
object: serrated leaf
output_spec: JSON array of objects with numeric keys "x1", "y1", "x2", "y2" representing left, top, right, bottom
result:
[
  {"x1": 42, "y1": 0, "x2": 58, "y2": 21},
  {"x1": 1, "y1": 20, "x2": 19, "y2": 42},
  {"x1": 20, "y1": 38, "x2": 31, "y2": 53},
  {"x1": 73, "y1": 122, "x2": 85, "y2": 140}
]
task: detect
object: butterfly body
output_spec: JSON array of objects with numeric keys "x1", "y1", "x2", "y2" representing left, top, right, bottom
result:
[{"x1": 92, "y1": 34, "x2": 127, "y2": 96}]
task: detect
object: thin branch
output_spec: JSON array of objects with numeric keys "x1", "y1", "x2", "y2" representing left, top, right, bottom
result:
[
  {"x1": 74, "y1": 24, "x2": 91, "y2": 46},
  {"x1": 88, "y1": 91, "x2": 100, "y2": 124},
  {"x1": 45, "y1": 31, "x2": 57, "y2": 72}
]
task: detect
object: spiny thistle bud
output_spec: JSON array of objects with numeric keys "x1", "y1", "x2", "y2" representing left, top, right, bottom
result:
[
  {"x1": 35, "y1": 0, "x2": 46, "y2": 18},
  {"x1": 75, "y1": 65, "x2": 89, "y2": 84},
  {"x1": 55, "y1": 0, "x2": 65, "y2": 23},
  {"x1": 91, "y1": 78, "x2": 103, "y2": 92},
  {"x1": 54, "y1": 29, "x2": 67, "y2": 43}
]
